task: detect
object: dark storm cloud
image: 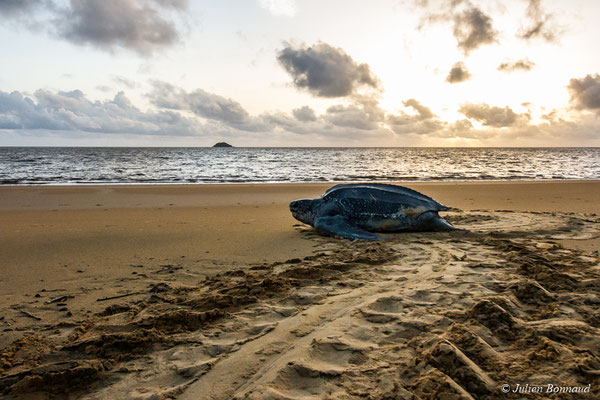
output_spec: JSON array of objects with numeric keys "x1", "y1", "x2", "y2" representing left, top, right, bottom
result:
[
  {"x1": 518, "y1": 0, "x2": 559, "y2": 42},
  {"x1": 497, "y1": 58, "x2": 535, "y2": 72},
  {"x1": 148, "y1": 81, "x2": 269, "y2": 132},
  {"x1": 568, "y1": 74, "x2": 600, "y2": 111},
  {"x1": 292, "y1": 105, "x2": 317, "y2": 122},
  {"x1": 458, "y1": 103, "x2": 521, "y2": 127},
  {"x1": 0, "y1": 89, "x2": 199, "y2": 135},
  {"x1": 446, "y1": 62, "x2": 471, "y2": 83},
  {"x1": 57, "y1": 0, "x2": 187, "y2": 55},
  {"x1": 453, "y1": 6, "x2": 498, "y2": 54},
  {"x1": 276, "y1": 41, "x2": 381, "y2": 97}
]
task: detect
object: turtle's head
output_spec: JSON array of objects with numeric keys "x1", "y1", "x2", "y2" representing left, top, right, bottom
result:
[{"x1": 289, "y1": 199, "x2": 317, "y2": 226}]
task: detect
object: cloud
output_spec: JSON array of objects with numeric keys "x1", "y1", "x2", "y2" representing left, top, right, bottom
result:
[
  {"x1": 446, "y1": 62, "x2": 471, "y2": 83},
  {"x1": 55, "y1": 0, "x2": 187, "y2": 55},
  {"x1": 262, "y1": 97, "x2": 395, "y2": 141},
  {"x1": 497, "y1": 58, "x2": 535, "y2": 72},
  {"x1": 292, "y1": 105, "x2": 317, "y2": 122},
  {"x1": 152, "y1": 0, "x2": 189, "y2": 8},
  {"x1": 0, "y1": 0, "x2": 188, "y2": 55},
  {"x1": 541, "y1": 110, "x2": 557, "y2": 121},
  {"x1": 277, "y1": 41, "x2": 381, "y2": 98},
  {"x1": 3, "y1": 85, "x2": 599, "y2": 146},
  {"x1": 568, "y1": 74, "x2": 600, "y2": 111},
  {"x1": 148, "y1": 81, "x2": 269, "y2": 131},
  {"x1": 112, "y1": 75, "x2": 138, "y2": 89},
  {"x1": 537, "y1": 113, "x2": 600, "y2": 143},
  {"x1": 0, "y1": 0, "x2": 43, "y2": 16},
  {"x1": 518, "y1": 0, "x2": 559, "y2": 42},
  {"x1": 258, "y1": 0, "x2": 297, "y2": 17},
  {"x1": 458, "y1": 103, "x2": 530, "y2": 127},
  {"x1": 453, "y1": 6, "x2": 498, "y2": 54},
  {"x1": 387, "y1": 99, "x2": 444, "y2": 134},
  {"x1": 259, "y1": 96, "x2": 396, "y2": 141},
  {"x1": 324, "y1": 104, "x2": 380, "y2": 131},
  {"x1": 260, "y1": 111, "x2": 324, "y2": 136},
  {"x1": 403, "y1": 99, "x2": 435, "y2": 119},
  {"x1": 449, "y1": 119, "x2": 473, "y2": 133},
  {"x1": 0, "y1": 89, "x2": 199, "y2": 135},
  {"x1": 417, "y1": 2, "x2": 498, "y2": 55},
  {"x1": 0, "y1": 83, "x2": 393, "y2": 143},
  {"x1": 260, "y1": 107, "x2": 392, "y2": 142}
]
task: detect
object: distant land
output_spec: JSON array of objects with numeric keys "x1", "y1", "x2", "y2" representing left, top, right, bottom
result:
[{"x1": 213, "y1": 142, "x2": 233, "y2": 148}]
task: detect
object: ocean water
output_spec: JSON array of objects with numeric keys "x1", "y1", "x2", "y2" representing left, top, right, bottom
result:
[{"x1": 0, "y1": 147, "x2": 598, "y2": 185}]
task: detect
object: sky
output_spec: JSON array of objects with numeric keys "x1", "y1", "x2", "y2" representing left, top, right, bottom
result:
[{"x1": 0, "y1": 0, "x2": 599, "y2": 147}]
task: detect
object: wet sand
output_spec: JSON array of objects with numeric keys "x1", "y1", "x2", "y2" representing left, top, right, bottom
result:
[{"x1": 0, "y1": 181, "x2": 599, "y2": 399}]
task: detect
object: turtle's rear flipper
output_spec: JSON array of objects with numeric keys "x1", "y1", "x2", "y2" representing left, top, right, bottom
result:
[{"x1": 314, "y1": 215, "x2": 380, "y2": 240}]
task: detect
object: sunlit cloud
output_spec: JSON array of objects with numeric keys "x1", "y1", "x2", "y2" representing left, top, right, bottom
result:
[
  {"x1": 417, "y1": 1, "x2": 499, "y2": 55},
  {"x1": 387, "y1": 99, "x2": 444, "y2": 135},
  {"x1": 517, "y1": 0, "x2": 560, "y2": 42},
  {"x1": 497, "y1": 58, "x2": 535, "y2": 72},
  {"x1": 446, "y1": 62, "x2": 471, "y2": 83},
  {"x1": 459, "y1": 103, "x2": 530, "y2": 127},
  {"x1": 258, "y1": 0, "x2": 297, "y2": 17},
  {"x1": 568, "y1": 74, "x2": 600, "y2": 111},
  {"x1": 453, "y1": 5, "x2": 498, "y2": 54}
]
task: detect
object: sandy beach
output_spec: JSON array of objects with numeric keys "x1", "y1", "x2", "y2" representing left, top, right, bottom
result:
[{"x1": 1, "y1": 181, "x2": 599, "y2": 399}]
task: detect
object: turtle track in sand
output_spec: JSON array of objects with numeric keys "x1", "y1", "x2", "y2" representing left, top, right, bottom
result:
[{"x1": 1, "y1": 210, "x2": 599, "y2": 399}]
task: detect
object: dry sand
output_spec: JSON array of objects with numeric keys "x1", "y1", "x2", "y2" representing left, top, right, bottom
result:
[{"x1": 0, "y1": 181, "x2": 599, "y2": 399}]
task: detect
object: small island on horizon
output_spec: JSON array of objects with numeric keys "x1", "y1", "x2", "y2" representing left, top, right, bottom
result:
[{"x1": 213, "y1": 142, "x2": 233, "y2": 148}]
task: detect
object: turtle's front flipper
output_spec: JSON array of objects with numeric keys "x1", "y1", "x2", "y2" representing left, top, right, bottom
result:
[
  {"x1": 416, "y1": 211, "x2": 459, "y2": 231},
  {"x1": 314, "y1": 215, "x2": 380, "y2": 240}
]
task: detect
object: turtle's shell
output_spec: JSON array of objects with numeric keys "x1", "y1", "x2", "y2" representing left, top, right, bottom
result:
[
  {"x1": 320, "y1": 184, "x2": 449, "y2": 231},
  {"x1": 323, "y1": 184, "x2": 449, "y2": 212}
]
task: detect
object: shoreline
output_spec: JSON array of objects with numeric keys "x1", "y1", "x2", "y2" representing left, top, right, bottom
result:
[
  {"x1": 1, "y1": 177, "x2": 599, "y2": 186},
  {"x1": 1, "y1": 179, "x2": 599, "y2": 213}
]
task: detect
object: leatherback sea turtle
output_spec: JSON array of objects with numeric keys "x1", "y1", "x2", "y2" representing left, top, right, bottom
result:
[{"x1": 289, "y1": 183, "x2": 456, "y2": 240}]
